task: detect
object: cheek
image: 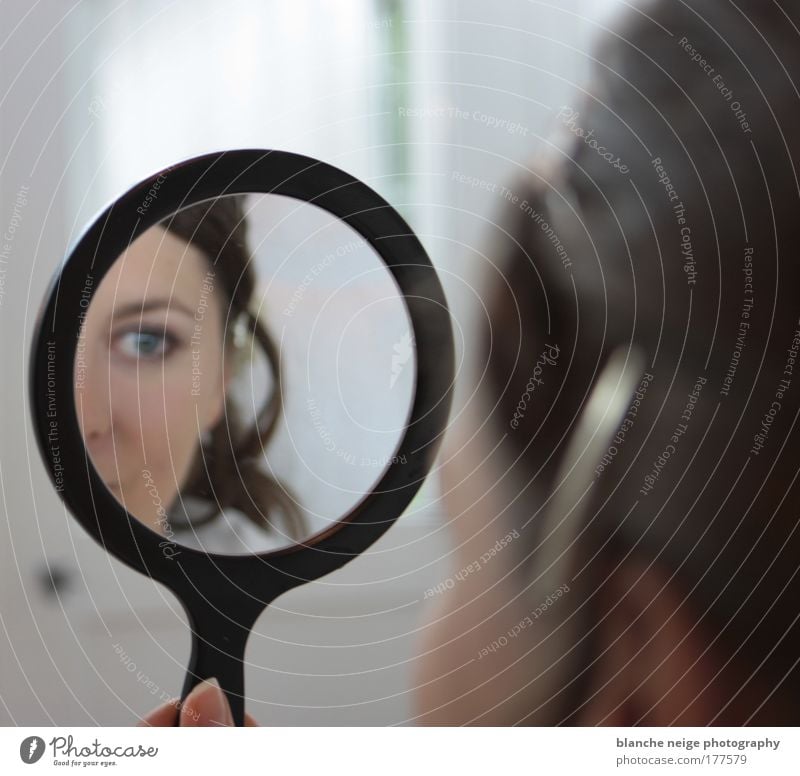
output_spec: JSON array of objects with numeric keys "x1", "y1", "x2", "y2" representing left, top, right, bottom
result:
[
  {"x1": 158, "y1": 366, "x2": 206, "y2": 463},
  {"x1": 194, "y1": 335, "x2": 227, "y2": 430},
  {"x1": 111, "y1": 362, "x2": 200, "y2": 472},
  {"x1": 105, "y1": 329, "x2": 226, "y2": 491},
  {"x1": 107, "y1": 372, "x2": 153, "y2": 461}
]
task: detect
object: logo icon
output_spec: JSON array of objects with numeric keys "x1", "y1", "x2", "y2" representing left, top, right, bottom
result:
[{"x1": 20, "y1": 736, "x2": 45, "y2": 764}]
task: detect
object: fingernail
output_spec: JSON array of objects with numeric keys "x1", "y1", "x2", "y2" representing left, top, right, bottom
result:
[{"x1": 184, "y1": 677, "x2": 233, "y2": 726}]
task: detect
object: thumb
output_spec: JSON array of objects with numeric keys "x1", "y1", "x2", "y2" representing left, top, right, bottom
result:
[{"x1": 180, "y1": 678, "x2": 234, "y2": 726}]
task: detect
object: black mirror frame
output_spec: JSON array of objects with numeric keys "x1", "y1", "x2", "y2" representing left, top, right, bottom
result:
[{"x1": 30, "y1": 149, "x2": 454, "y2": 725}]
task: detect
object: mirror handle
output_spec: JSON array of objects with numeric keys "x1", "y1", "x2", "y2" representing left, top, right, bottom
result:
[{"x1": 178, "y1": 603, "x2": 258, "y2": 727}]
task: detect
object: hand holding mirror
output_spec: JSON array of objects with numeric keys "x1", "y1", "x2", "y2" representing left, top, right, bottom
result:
[{"x1": 31, "y1": 149, "x2": 454, "y2": 725}]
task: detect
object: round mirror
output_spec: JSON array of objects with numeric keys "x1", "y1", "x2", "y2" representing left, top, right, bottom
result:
[
  {"x1": 33, "y1": 150, "x2": 454, "y2": 725},
  {"x1": 73, "y1": 192, "x2": 416, "y2": 555}
]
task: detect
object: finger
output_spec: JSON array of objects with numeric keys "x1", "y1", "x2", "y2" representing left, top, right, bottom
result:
[
  {"x1": 179, "y1": 678, "x2": 234, "y2": 727},
  {"x1": 244, "y1": 712, "x2": 259, "y2": 727},
  {"x1": 137, "y1": 699, "x2": 179, "y2": 727}
]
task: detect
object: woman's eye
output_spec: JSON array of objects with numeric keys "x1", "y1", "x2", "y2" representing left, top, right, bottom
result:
[{"x1": 115, "y1": 330, "x2": 175, "y2": 359}]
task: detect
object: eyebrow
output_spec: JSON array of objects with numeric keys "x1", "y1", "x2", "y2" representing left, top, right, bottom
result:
[{"x1": 111, "y1": 298, "x2": 196, "y2": 320}]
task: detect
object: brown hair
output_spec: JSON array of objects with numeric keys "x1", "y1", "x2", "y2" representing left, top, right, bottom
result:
[
  {"x1": 484, "y1": 0, "x2": 800, "y2": 721},
  {"x1": 162, "y1": 195, "x2": 305, "y2": 541}
]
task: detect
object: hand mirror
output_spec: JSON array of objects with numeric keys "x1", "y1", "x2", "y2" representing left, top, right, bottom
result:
[{"x1": 30, "y1": 149, "x2": 454, "y2": 726}]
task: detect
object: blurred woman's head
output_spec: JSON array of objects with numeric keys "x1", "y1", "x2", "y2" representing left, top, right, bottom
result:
[
  {"x1": 77, "y1": 196, "x2": 302, "y2": 541},
  {"x1": 416, "y1": 0, "x2": 800, "y2": 724}
]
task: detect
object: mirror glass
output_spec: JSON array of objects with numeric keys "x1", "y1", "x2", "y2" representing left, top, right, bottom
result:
[{"x1": 73, "y1": 193, "x2": 415, "y2": 555}]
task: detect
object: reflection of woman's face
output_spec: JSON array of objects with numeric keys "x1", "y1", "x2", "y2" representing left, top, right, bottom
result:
[{"x1": 75, "y1": 225, "x2": 227, "y2": 534}]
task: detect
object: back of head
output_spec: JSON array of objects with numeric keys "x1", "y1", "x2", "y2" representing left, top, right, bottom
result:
[{"x1": 484, "y1": 0, "x2": 800, "y2": 720}]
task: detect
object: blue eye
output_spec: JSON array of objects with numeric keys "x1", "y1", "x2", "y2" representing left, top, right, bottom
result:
[{"x1": 116, "y1": 330, "x2": 174, "y2": 359}]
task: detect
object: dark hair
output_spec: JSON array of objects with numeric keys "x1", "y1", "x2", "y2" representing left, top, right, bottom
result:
[
  {"x1": 484, "y1": 0, "x2": 800, "y2": 721},
  {"x1": 162, "y1": 195, "x2": 305, "y2": 541}
]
